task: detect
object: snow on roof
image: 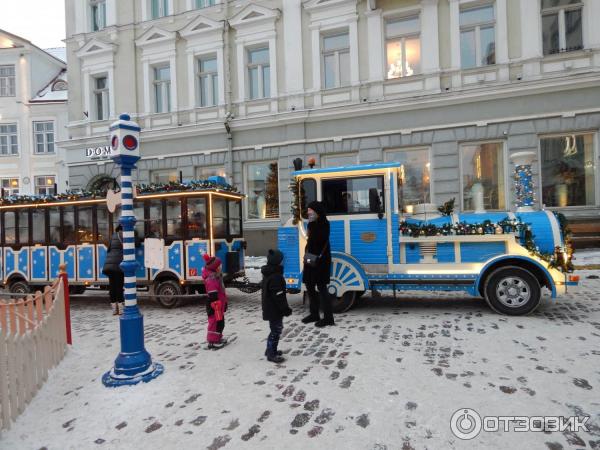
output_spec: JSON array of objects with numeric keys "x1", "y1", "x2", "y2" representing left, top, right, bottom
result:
[
  {"x1": 31, "y1": 68, "x2": 68, "y2": 103},
  {"x1": 44, "y1": 47, "x2": 67, "y2": 63}
]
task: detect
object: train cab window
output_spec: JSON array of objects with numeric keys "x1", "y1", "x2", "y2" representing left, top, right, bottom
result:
[
  {"x1": 49, "y1": 207, "x2": 61, "y2": 244},
  {"x1": 78, "y1": 206, "x2": 94, "y2": 243},
  {"x1": 134, "y1": 203, "x2": 145, "y2": 238},
  {"x1": 3, "y1": 211, "x2": 16, "y2": 244},
  {"x1": 166, "y1": 199, "x2": 182, "y2": 240},
  {"x1": 228, "y1": 200, "x2": 242, "y2": 236},
  {"x1": 148, "y1": 200, "x2": 163, "y2": 238},
  {"x1": 322, "y1": 176, "x2": 385, "y2": 215},
  {"x1": 32, "y1": 209, "x2": 46, "y2": 243},
  {"x1": 300, "y1": 178, "x2": 317, "y2": 219},
  {"x1": 212, "y1": 197, "x2": 227, "y2": 239},
  {"x1": 187, "y1": 197, "x2": 208, "y2": 239},
  {"x1": 63, "y1": 207, "x2": 76, "y2": 243},
  {"x1": 18, "y1": 210, "x2": 29, "y2": 244},
  {"x1": 97, "y1": 206, "x2": 110, "y2": 244}
]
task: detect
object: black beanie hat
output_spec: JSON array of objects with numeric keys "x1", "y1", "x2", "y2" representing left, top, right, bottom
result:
[
  {"x1": 307, "y1": 201, "x2": 326, "y2": 218},
  {"x1": 267, "y1": 249, "x2": 284, "y2": 266}
]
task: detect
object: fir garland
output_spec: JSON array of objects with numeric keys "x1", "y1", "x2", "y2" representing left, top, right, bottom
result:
[
  {"x1": 289, "y1": 176, "x2": 302, "y2": 225},
  {"x1": 0, "y1": 189, "x2": 105, "y2": 206},
  {"x1": 136, "y1": 179, "x2": 238, "y2": 195},
  {"x1": 437, "y1": 198, "x2": 456, "y2": 216}
]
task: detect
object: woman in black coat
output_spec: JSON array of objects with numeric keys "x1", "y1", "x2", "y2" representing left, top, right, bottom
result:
[
  {"x1": 302, "y1": 201, "x2": 334, "y2": 327},
  {"x1": 102, "y1": 224, "x2": 124, "y2": 315}
]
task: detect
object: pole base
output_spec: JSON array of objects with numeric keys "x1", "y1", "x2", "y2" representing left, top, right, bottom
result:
[{"x1": 102, "y1": 362, "x2": 164, "y2": 388}]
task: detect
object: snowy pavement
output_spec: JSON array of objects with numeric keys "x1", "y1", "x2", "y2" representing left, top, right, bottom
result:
[{"x1": 2, "y1": 273, "x2": 600, "y2": 450}]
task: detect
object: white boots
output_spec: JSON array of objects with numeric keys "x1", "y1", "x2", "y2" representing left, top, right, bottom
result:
[{"x1": 111, "y1": 303, "x2": 124, "y2": 315}]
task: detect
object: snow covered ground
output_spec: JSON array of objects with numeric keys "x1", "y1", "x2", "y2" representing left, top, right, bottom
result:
[
  {"x1": 573, "y1": 248, "x2": 600, "y2": 267},
  {"x1": 1, "y1": 271, "x2": 600, "y2": 449},
  {"x1": 243, "y1": 256, "x2": 266, "y2": 284}
]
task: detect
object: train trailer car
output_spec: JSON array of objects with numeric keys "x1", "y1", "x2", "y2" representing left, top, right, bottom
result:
[
  {"x1": 278, "y1": 162, "x2": 578, "y2": 316},
  {"x1": 0, "y1": 177, "x2": 246, "y2": 308}
]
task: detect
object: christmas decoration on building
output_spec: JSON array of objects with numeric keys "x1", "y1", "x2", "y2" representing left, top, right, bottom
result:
[{"x1": 437, "y1": 197, "x2": 455, "y2": 216}]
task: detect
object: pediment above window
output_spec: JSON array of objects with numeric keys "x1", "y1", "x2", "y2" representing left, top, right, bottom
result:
[
  {"x1": 135, "y1": 26, "x2": 177, "y2": 49},
  {"x1": 180, "y1": 15, "x2": 222, "y2": 38},
  {"x1": 303, "y1": 0, "x2": 358, "y2": 12},
  {"x1": 229, "y1": 3, "x2": 280, "y2": 29},
  {"x1": 75, "y1": 38, "x2": 117, "y2": 59}
]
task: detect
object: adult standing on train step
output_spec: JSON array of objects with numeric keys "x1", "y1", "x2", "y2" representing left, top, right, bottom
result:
[{"x1": 302, "y1": 201, "x2": 334, "y2": 327}]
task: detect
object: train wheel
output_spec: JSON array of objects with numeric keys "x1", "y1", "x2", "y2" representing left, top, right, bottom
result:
[
  {"x1": 9, "y1": 280, "x2": 30, "y2": 295},
  {"x1": 331, "y1": 291, "x2": 357, "y2": 314},
  {"x1": 484, "y1": 266, "x2": 541, "y2": 316},
  {"x1": 155, "y1": 280, "x2": 181, "y2": 308}
]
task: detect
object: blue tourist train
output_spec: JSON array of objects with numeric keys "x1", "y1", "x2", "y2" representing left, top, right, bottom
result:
[
  {"x1": 278, "y1": 162, "x2": 578, "y2": 316},
  {"x1": 0, "y1": 177, "x2": 245, "y2": 308}
]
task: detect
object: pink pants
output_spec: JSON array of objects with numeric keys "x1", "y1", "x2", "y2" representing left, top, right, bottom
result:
[{"x1": 207, "y1": 314, "x2": 225, "y2": 343}]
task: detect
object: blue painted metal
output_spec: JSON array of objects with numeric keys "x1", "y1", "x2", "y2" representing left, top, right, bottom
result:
[
  {"x1": 517, "y1": 211, "x2": 560, "y2": 254},
  {"x1": 97, "y1": 245, "x2": 108, "y2": 280},
  {"x1": 329, "y1": 220, "x2": 345, "y2": 252},
  {"x1": 167, "y1": 242, "x2": 183, "y2": 277},
  {"x1": 215, "y1": 240, "x2": 228, "y2": 272},
  {"x1": 278, "y1": 227, "x2": 301, "y2": 287},
  {"x1": 31, "y1": 247, "x2": 47, "y2": 281},
  {"x1": 436, "y1": 242, "x2": 455, "y2": 263},
  {"x1": 474, "y1": 255, "x2": 557, "y2": 298},
  {"x1": 77, "y1": 246, "x2": 95, "y2": 280},
  {"x1": 460, "y1": 242, "x2": 506, "y2": 263},
  {"x1": 293, "y1": 162, "x2": 401, "y2": 176},
  {"x1": 330, "y1": 251, "x2": 368, "y2": 284},
  {"x1": 103, "y1": 113, "x2": 162, "y2": 388},
  {"x1": 350, "y1": 219, "x2": 387, "y2": 264},
  {"x1": 405, "y1": 244, "x2": 421, "y2": 264},
  {"x1": 391, "y1": 213, "x2": 400, "y2": 264},
  {"x1": 186, "y1": 241, "x2": 209, "y2": 278}
]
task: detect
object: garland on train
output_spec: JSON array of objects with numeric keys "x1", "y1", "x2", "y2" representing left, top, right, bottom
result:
[
  {"x1": 399, "y1": 213, "x2": 574, "y2": 273},
  {"x1": 0, "y1": 179, "x2": 239, "y2": 207}
]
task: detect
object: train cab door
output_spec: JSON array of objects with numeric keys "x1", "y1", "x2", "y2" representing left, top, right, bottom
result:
[{"x1": 321, "y1": 174, "x2": 389, "y2": 270}]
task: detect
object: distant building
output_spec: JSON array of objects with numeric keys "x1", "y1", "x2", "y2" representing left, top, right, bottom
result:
[
  {"x1": 0, "y1": 30, "x2": 68, "y2": 197},
  {"x1": 62, "y1": 1, "x2": 600, "y2": 255}
]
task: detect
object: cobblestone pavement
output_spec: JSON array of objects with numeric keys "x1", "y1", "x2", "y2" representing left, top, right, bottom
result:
[{"x1": 1, "y1": 273, "x2": 600, "y2": 450}]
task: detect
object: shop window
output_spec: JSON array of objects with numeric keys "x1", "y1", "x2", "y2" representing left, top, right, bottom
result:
[
  {"x1": 541, "y1": 133, "x2": 595, "y2": 207},
  {"x1": 246, "y1": 162, "x2": 279, "y2": 219},
  {"x1": 322, "y1": 176, "x2": 384, "y2": 215},
  {"x1": 385, "y1": 148, "x2": 431, "y2": 214},
  {"x1": 461, "y1": 142, "x2": 505, "y2": 211}
]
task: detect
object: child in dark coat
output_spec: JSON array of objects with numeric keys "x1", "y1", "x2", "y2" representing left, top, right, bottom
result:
[{"x1": 261, "y1": 249, "x2": 292, "y2": 363}]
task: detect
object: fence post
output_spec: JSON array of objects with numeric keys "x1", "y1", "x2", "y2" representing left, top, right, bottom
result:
[{"x1": 59, "y1": 264, "x2": 72, "y2": 345}]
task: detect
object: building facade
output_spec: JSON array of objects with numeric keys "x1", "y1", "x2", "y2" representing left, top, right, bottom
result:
[
  {"x1": 0, "y1": 30, "x2": 69, "y2": 198},
  {"x1": 62, "y1": 0, "x2": 600, "y2": 255}
]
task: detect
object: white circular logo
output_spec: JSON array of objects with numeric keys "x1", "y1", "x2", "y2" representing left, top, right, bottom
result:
[{"x1": 450, "y1": 408, "x2": 482, "y2": 440}]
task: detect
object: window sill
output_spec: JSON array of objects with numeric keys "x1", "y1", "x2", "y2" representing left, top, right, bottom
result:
[
  {"x1": 542, "y1": 48, "x2": 589, "y2": 61},
  {"x1": 384, "y1": 73, "x2": 425, "y2": 84},
  {"x1": 243, "y1": 219, "x2": 281, "y2": 229}
]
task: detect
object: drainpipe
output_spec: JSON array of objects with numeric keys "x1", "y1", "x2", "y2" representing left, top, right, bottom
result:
[{"x1": 223, "y1": 3, "x2": 234, "y2": 181}]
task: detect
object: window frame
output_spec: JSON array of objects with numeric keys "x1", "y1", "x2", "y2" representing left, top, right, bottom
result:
[
  {"x1": 459, "y1": 3, "x2": 496, "y2": 69},
  {"x1": 153, "y1": 64, "x2": 172, "y2": 113},
  {"x1": 93, "y1": 75, "x2": 110, "y2": 121},
  {"x1": 151, "y1": 0, "x2": 170, "y2": 19},
  {"x1": 90, "y1": 0, "x2": 107, "y2": 31},
  {"x1": 195, "y1": 0, "x2": 216, "y2": 9},
  {"x1": 459, "y1": 140, "x2": 508, "y2": 212},
  {"x1": 321, "y1": 175, "x2": 386, "y2": 217},
  {"x1": 537, "y1": 131, "x2": 598, "y2": 209},
  {"x1": 0, "y1": 177, "x2": 20, "y2": 196},
  {"x1": 33, "y1": 121, "x2": 55, "y2": 154},
  {"x1": 246, "y1": 46, "x2": 270, "y2": 100},
  {"x1": 385, "y1": 14, "x2": 422, "y2": 79},
  {"x1": 34, "y1": 175, "x2": 56, "y2": 196},
  {"x1": 541, "y1": 0, "x2": 584, "y2": 55},
  {"x1": 0, "y1": 123, "x2": 19, "y2": 156},
  {"x1": 0, "y1": 65, "x2": 16, "y2": 97},
  {"x1": 244, "y1": 160, "x2": 280, "y2": 221},
  {"x1": 150, "y1": 168, "x2": 178, "y2": 184},
  {"x1": 196, "y1": 55, "x2": 218, "y2": 107},
  {"x1": 321, "y1": 30, "x2": 351, "y2": 89},
  {"x1": 195, "y1": 165, "x2": 226, "y2": 180}
]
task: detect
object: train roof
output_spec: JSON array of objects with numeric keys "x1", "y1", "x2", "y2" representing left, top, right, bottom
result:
[
  {"x1": 0, "y1": 180, "x2": 243, "y2": 209},
  {"x1": 293, "y1": 162, "x2": 402, "y2": 177}
]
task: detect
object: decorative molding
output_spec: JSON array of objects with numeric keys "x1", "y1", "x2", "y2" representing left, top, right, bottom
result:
[
  {"x1": 75, "y1": 38, "x2": 117, "y2": 59},
  {"x1": 180, "y1": 14, "x2": 223, "y2": 38},
  {"x1": 135, "y1": 26, "x2": 177, "y2": 49}
]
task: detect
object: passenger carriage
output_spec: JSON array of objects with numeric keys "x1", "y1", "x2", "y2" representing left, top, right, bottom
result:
[
  {"x1": 278, "y1": 162, "x2": 578, "y2": 315},
  {"x1": 0, "y1": 177, "x2": 245, "y2": 307}
]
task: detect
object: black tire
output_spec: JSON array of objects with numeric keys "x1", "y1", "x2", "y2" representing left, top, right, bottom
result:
[
  {"x1": 69, "y1": 285, "x2": 86, "y2": 295},
  {"x1": 483, "y1": 266, "x2": 541, "y2": 315},
  {"x1": 154, "y1": 280, "x2": 182, "y2": 308},
  {"x1": 331, "y1": 291, "x2": 357, "y2": 314},
  {"x1": 9, "y1": 280, "x2": 30, "y2": 295}
]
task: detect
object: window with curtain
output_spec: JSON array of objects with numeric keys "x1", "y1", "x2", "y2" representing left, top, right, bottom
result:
[
  {"x1": 151, "y1": 0, "x2": 169, "y2": 19},
  {"x1": 460, "y1": 4, "x2": 496, "y2": 69},
  {"x1": 541, "y1": 0, "x2": 583, "y2": 55},
  {"x1": 90, "y1": 0, "x2": 106, "y2": 31},
  {"x1": 153, "y1": 66, "x2": 171, "y2": 113},
  {"x1": 461, "y1": 142, "x2": 505, "y2": 211},
  {"x1": 322, "y1": 31, "x2": 350, "y2": 89},
  {"x1": 247, "y1": 47, "x2": 270, "y2": 100},
  {"x1": 197, "y1": 56, "x2": 218, "y2": 107},
  {"x1": 386, "y1": 15, "x2": 421, "y2": 79},
  {"x1": 385, "y1": 148, "x2": 431, "y2": 214},
  {"x1": 540, "y1": 133, "x2": 595, "y2": 207},
  {"x1": 195, "y1": 0, "x2": 215, "y2": 8}
]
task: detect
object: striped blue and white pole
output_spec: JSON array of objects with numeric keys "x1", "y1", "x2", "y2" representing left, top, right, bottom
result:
[{"x1": 102, "y1": 113, "x2": 164, "y2": 387}]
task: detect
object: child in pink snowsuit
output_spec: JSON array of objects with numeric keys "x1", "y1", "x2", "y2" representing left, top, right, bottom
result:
[{"x1": 202, "y1": 253, "x2": 228, "y2": 349}]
